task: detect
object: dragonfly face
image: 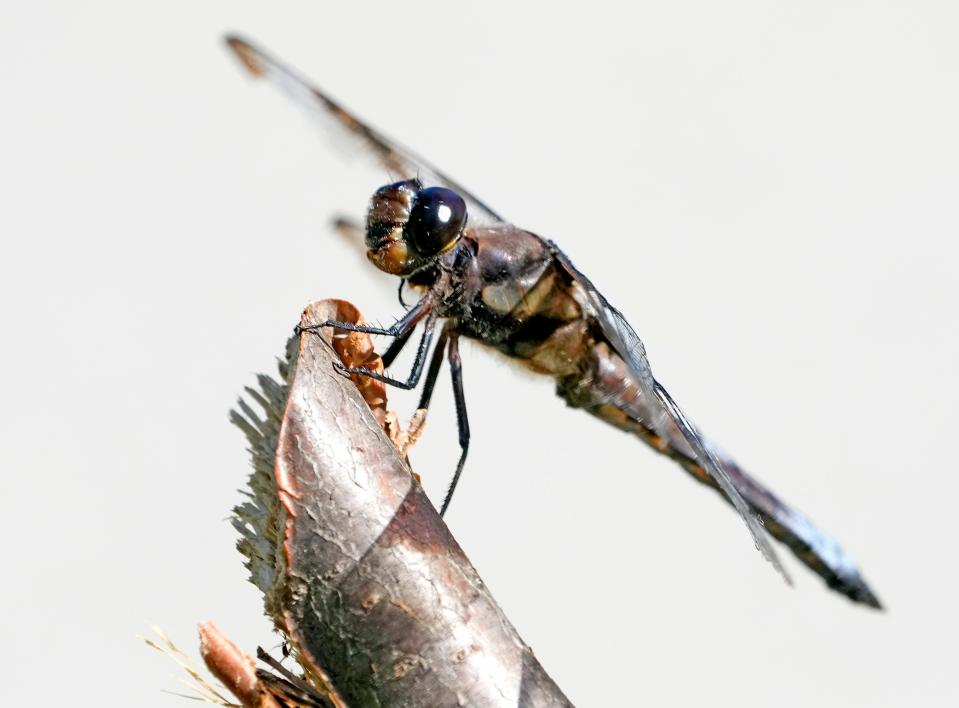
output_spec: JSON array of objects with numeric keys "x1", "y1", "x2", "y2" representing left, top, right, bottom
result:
[
  {"x1": 227, "y1": 35, "x2": 881, "y2": 608},
  {"x1": 365, "y1": 180, "x2": 468, "y2": 276}
]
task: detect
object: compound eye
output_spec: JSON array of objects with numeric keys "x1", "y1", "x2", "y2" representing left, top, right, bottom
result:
[{"x1": 405, "y1": 187, "x2": 467, "y2": 257}]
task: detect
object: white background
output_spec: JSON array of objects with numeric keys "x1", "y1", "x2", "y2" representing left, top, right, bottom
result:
[{"x1": 2, "y1": 1, "x2": 957, "y2": 706}]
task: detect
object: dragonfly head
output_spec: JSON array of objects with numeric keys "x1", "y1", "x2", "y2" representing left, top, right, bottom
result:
[{"x1": 365, "y1": 179, "x2": 467, "y2": 276}]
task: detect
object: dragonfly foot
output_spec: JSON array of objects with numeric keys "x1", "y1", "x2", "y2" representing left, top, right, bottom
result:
[
  {"x1": 330, "y1": 360, "x2": 356, "y2": 379},
  {"x1": 294, "y1": 320, "x2": 335, "y2": 337}
]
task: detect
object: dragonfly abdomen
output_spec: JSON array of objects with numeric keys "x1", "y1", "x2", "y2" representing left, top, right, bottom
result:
[{"x1": 555, "y1": 340, "x2": 882, "y2": 607}]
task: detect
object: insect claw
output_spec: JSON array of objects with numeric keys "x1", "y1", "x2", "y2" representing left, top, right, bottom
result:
[
  {"x1": 295, "y1": 320, "x2": 335, "y2": 337},
  {"x1": 331, "y1": 360, "x2": 353, "y2": 379}
]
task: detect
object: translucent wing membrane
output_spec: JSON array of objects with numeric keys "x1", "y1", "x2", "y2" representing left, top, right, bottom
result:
[
  {"x1": 548, "y1": 240, "x2": 791, "y2": 584},
  {"x1": 225, "y1": 34, "x2": 815, "y2": 588},
  {"x1": 225, "y1": 35, "x2": 505, "y2": 226}
]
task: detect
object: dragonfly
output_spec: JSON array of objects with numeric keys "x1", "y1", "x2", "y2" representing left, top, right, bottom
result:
[{"x1": 226, "y1": 36, "x2": 880, "y2": 609}]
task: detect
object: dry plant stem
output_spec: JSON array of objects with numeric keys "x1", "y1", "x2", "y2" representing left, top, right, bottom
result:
[
  {"x1": 198, "y1": 622, "x2": 281, "y2": 708},
  {"x1": 259, "y1": 301, "x2": 572, "y2": 707}
]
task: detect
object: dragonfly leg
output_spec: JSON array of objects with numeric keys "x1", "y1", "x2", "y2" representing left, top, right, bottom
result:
[
  {"x1": 416, "y1": 326, "x2": 451, "y2": 411},
  {"x1": 296, "y1": 295, "x2": 430, "y2": 338},
  {"x1": 439, "y1": 332, "x2": 470, "y2": 517},
  {"x1": 380, "y1": 325, "x2": 416, "y2": 368},
  {"x1": 335, "y1": 313, "x2": 436, "y2": 390}
]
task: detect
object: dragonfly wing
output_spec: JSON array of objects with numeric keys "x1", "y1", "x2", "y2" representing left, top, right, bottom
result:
[
  {"x1": 225, "y1": 35, "x2": 505, "y2": 226},
  {"x1": 547, "y1": 239, "x2": 791, "y2": 584}
]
